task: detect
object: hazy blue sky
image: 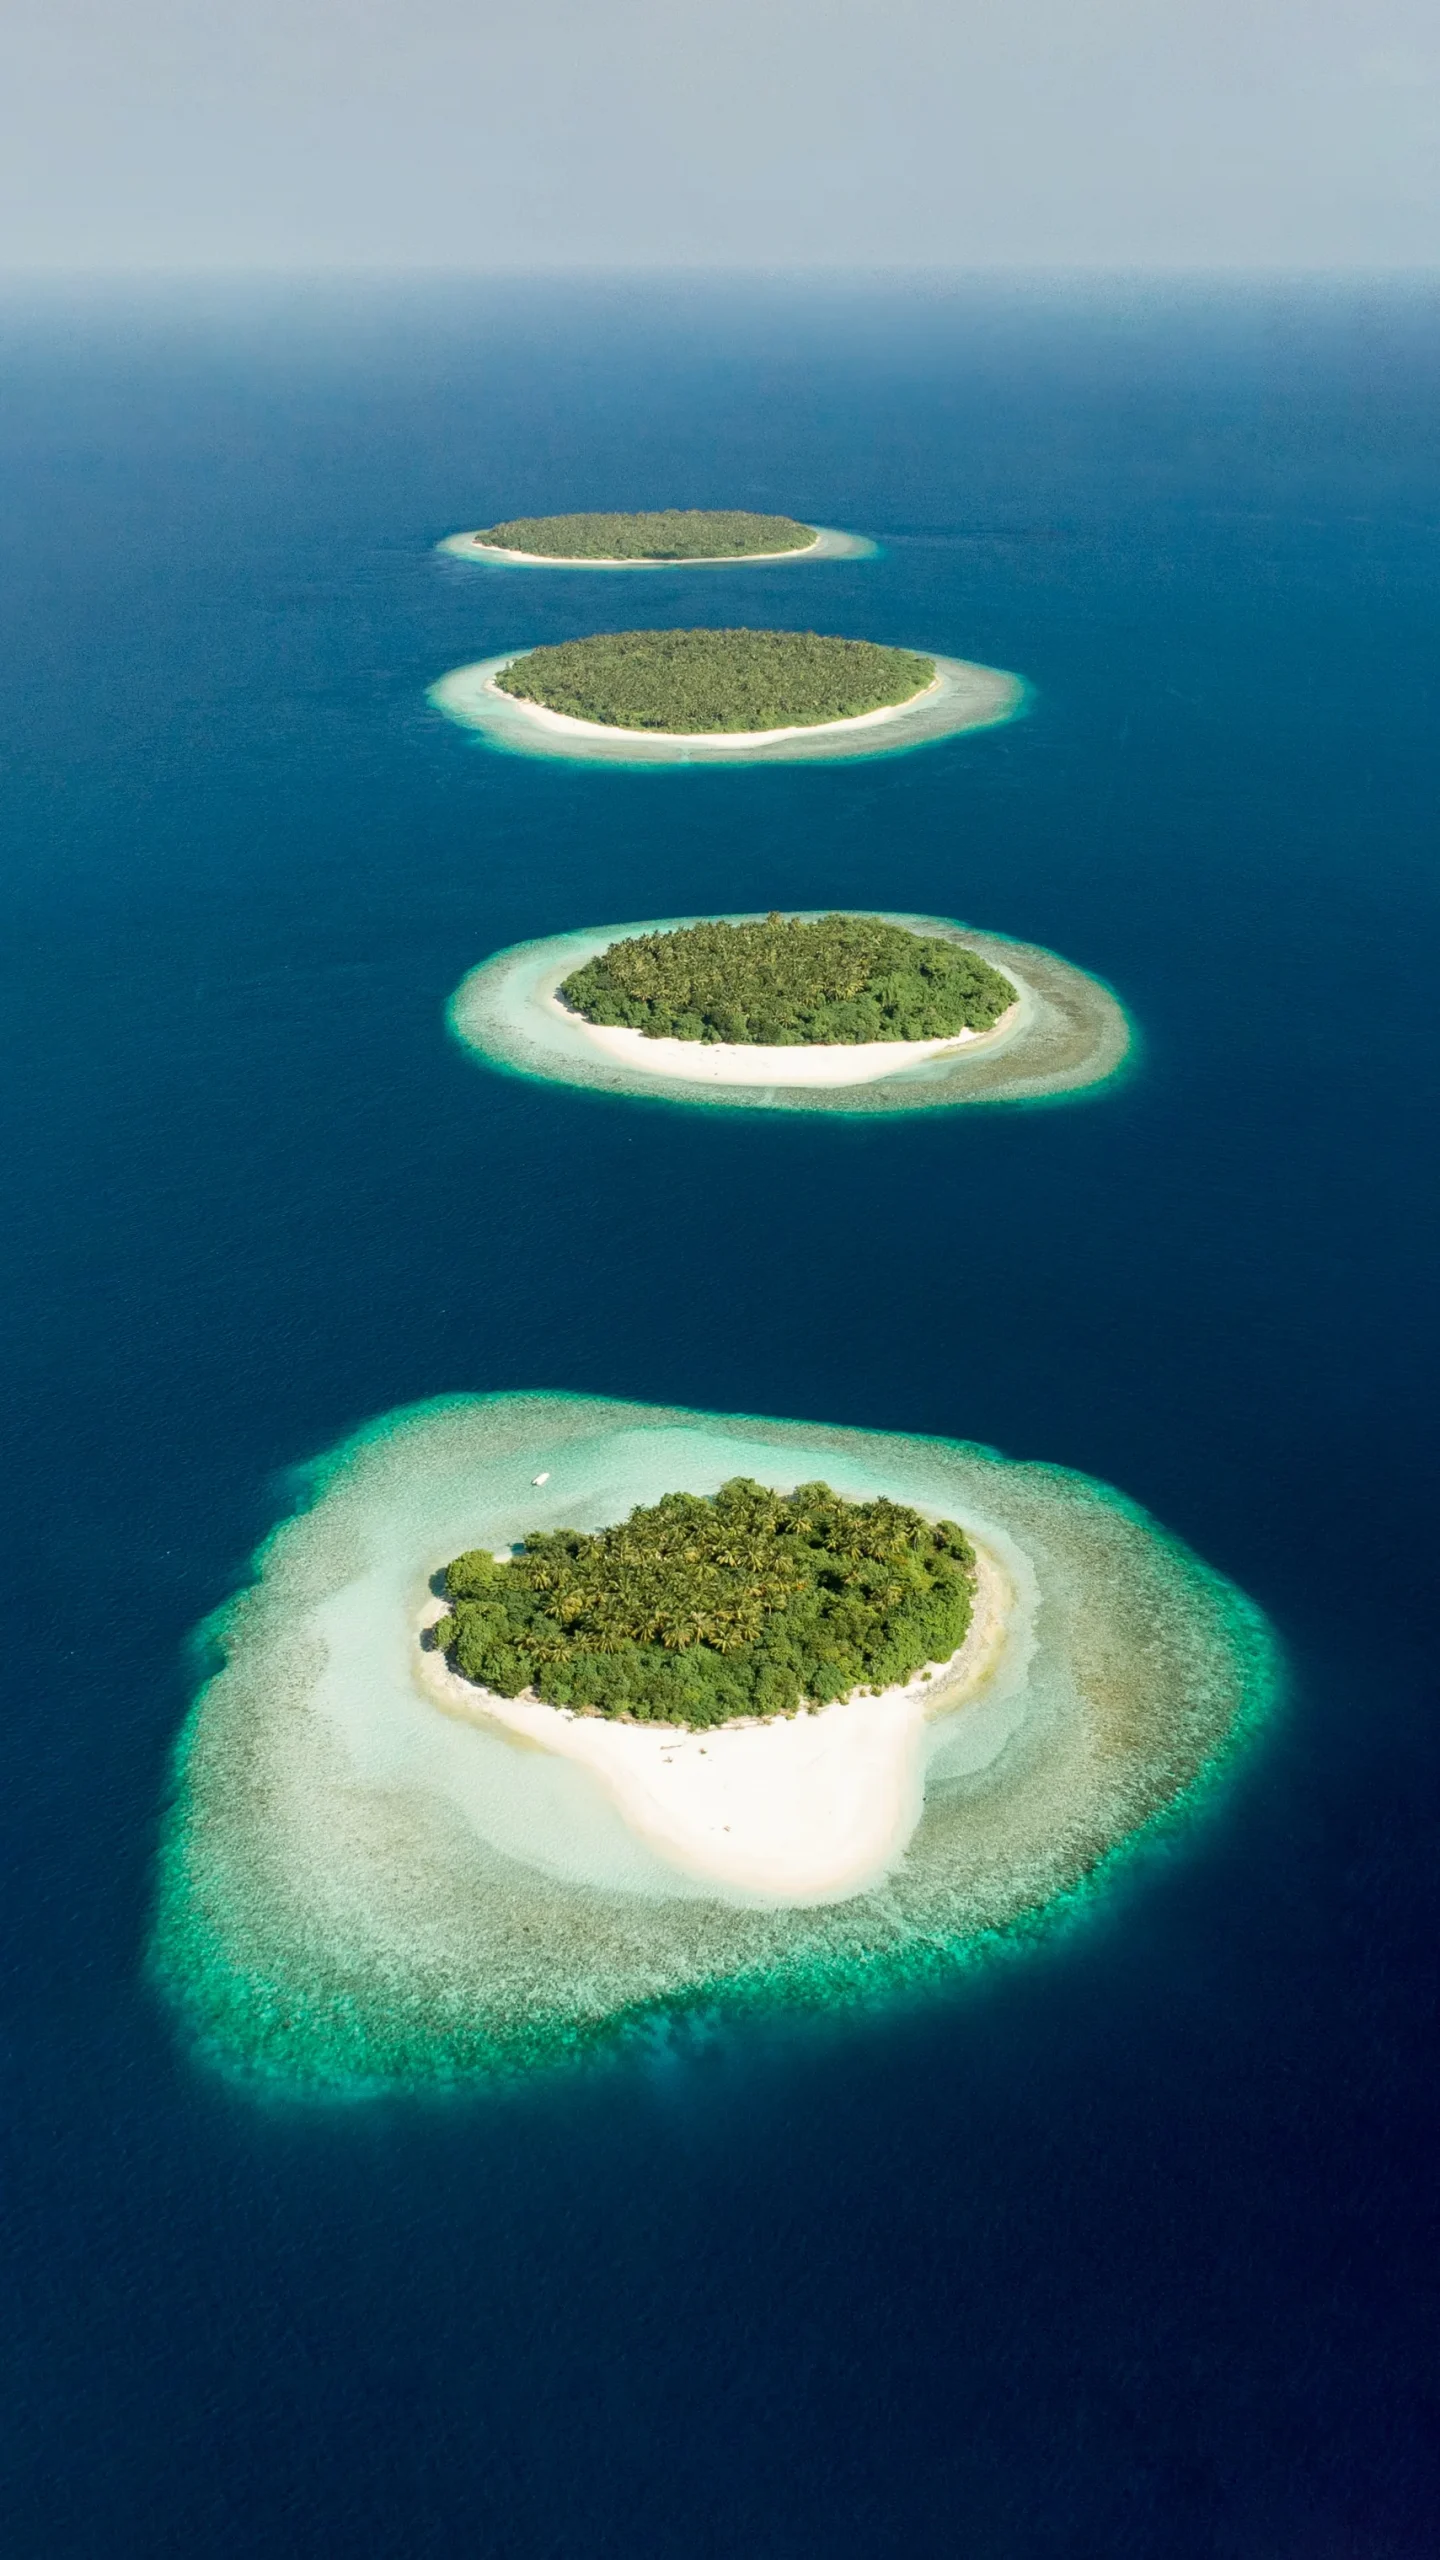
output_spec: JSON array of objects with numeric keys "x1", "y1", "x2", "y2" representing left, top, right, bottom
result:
[{"x1": 1, "y1": 0, "x2": 1436, "y2": 269}]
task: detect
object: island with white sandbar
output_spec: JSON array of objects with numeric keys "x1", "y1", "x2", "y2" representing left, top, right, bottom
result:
[{"x1": 419, "y1": 1475, "x2": 1010, "y2": 1900}]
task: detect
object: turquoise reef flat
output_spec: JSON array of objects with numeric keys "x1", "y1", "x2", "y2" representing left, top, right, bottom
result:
[{"x1": 152, "y1": 1393, "x2": 1274, "y2": 2096}]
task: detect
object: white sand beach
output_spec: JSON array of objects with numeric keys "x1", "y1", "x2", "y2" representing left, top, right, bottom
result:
[
  {"x1": 416, "y1": 1542, "x2": 1012, "y2": 1902},
  {"x1": 549, "y1": 992, "x2": 1021, "y2": 1087}
]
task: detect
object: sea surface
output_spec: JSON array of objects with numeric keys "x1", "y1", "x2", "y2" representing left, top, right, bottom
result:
[{"x1": 2, "y1": 276, "x2": 1437, "y2": 2555}]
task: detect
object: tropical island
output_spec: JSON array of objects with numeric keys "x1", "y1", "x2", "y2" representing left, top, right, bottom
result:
[
  {"x1": 470, "y1": 510, "x2": 818, "y2": 562},
  {"x1": 493, "y1": 628, "x2": 935, "y2": 734},
  {"x1": 449, "y1": 911, "x2": 1132, "y2": 1112},
  {"x1": 153, "y1": 1389, "x2": 1274, "y2": 2092},
  {"x1": 559, "y1": 912, "x2": 1016, "y2": 1046},
  {"x1": 431, "y1": 1475, "x2": 978, "y2": 1724}
]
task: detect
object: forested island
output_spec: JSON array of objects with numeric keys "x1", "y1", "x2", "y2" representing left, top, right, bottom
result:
[
  {"x1": 560, "y1": 913, "x2": 1017, "y2": 1045},
  {"x1": 430, "y1": 1476, "x2": 977, "y2": 1727},
  {"x1": 494, "y1": 629, "x2": 935, "y2": 733},
  {"x1": 471, "y1": 510, "x2": 817, "y2": 561}
]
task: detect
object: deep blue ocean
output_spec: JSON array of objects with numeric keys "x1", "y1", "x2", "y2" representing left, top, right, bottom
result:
[{"x1": 2, "y1": 278, "x2": 1438, "y2": 2555}]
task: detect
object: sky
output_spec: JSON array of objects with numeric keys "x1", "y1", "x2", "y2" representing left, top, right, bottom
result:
[{"x1": 0, "y1": 0, "x2": 1437, "y2": 270}]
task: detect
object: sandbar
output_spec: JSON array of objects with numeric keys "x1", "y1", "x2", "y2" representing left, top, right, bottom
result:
[
  {"x1": 437, "y1": 525, "x2": 876, "y2": 569},
  {"x1": 428, "y1": 650, "x2": 1023, "y2": 765},
  {"x1": 415, "y1": 1542, "x2": 1012, "y2": 1903}
]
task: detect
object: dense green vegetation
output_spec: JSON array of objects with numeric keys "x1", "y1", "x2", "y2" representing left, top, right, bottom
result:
[
  {"x1": 494, "y1": 628, "x2": 935, "y2": 733},
  {"x1": 431, "y1": 1477, "x2": 976, "y2": 1727},
  {"x1": 472, "y1": 510, "x2": 817, "y2": 560},
  {"x1": 561, "y1": 912, "x2": 1016, "y2": 1046}
]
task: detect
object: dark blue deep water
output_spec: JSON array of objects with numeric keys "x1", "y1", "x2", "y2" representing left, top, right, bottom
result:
[{"x1": 2, "y1": 279, "x2": 1438, "y2": 2555}]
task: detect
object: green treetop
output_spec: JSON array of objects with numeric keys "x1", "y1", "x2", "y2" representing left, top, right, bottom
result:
[
  {"x1": 494, "y1": 628, "x2": 935, "y2": 733},
  {"x1": 560, "y1": 912, "x2": 1016, "y2": 1045},
  {"x1": 430, "y1": 1476, "x2": 977, "y2": 1728},
  {"x1": 471, "y1": 510, "x2": 817, "y2": 560}
]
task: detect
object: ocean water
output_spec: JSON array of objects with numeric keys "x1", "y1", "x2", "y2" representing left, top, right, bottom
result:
[{"x1": 2, "y1": 277, "x2": 1438, "y2": 2554}]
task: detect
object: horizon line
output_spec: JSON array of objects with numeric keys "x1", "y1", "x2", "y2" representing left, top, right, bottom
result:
[{"x1": 1, "y1": 260, "x2": 1438, "y2": 284}]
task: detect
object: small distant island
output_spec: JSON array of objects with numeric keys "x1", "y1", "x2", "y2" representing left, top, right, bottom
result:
[
  {"x1": 560, "y1": 912, "x2": 1017, "y2": 1045},
  {"x1": 471, "y1": 510, "x2": 818, "y2": 562},
  {"x1": 494, "y1": 628, "x2": 935, "y2": 734},
  {"x1": 431, "y1": 1476, "x2": 977, "y2": 1727}
]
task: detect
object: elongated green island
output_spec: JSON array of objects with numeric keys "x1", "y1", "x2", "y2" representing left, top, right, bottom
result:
[
  {"x1": 494, "y1": 629, "x2": 935, "y2": 734},
  {"x1": 560, "y1": 912, "x2": 1016, "y2": 1045},
  {"x1": 433, "y1": 1476, "x2": 977, "y2": 1725},
  {"x1": 471, "y1": 510, "x2": 818, "y2": 561}
]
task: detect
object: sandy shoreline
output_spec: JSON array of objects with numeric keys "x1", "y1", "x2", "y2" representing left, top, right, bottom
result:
[
  {"x1": 415, "y1": 1542, "x2": 1013, "y2": 1902},
  {"x1": 547, "y1": 990, "x2": 1020, "y2": 1087},
  {"x1": 437, "y1": 524, "x2": 875, "y2": 569}
]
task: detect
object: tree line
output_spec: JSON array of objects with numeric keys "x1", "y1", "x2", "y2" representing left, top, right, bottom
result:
[
  {"x1": 431, "y1": 1476, "x2": 977, "y2": 1727},
  {"x1": 474, "y1": 509, "x2": 816, "y2": 560},
  {"x1": 561, "y1": 911, "x2": 1016, "y2": 1045},
  {"x1": 495, "y1": 628, "x2": 935, "y2": 733}
]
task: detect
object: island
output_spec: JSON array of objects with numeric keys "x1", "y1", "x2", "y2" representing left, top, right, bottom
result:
[
  {"x1": 493, "y1": 628, "x2": 935, "y2": 735},
  {"x1": 437, "y1": 514, "x2": 878, "y2": 571},
  {"x1": 559, "y1": 912, "x2": 1016, "y2": 1046},
  {"x1": 469, "y1": 510, "x2": 819, "y2": 562},
  {"x1": 151, "y1": 1391, "x2": 1274, "y2": 2094},
  {"x1": 429, "y1": 637, "x2": 1021, "y2": 764},
  {"x1": 431, "y1": 1476, "x2": 978, "y2": 1722},
  {"x1": 448, "y1": 911, "x2": 1131, "y2": 1113}
]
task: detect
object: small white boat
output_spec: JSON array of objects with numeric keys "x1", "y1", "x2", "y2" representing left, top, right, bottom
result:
[{"x1": 532, "y1": 1471, "x2": 550, "y2": 1485}]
